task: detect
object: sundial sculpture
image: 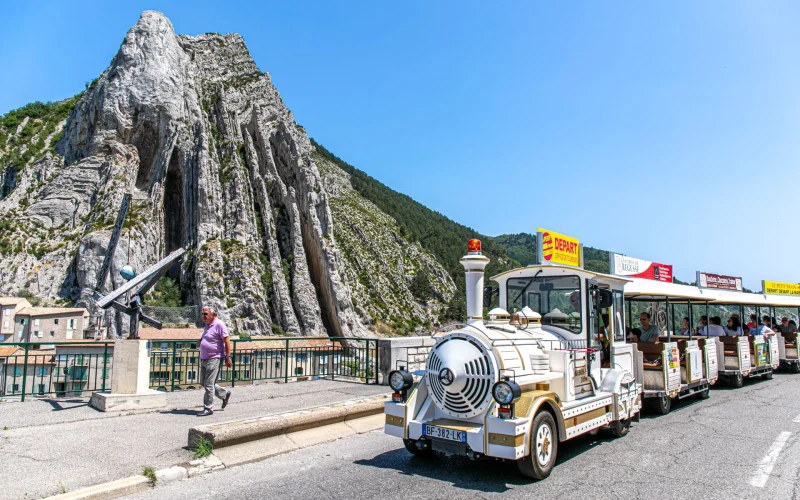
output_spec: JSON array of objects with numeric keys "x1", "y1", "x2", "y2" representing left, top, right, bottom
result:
[
  {"x1": 88, "y1": 194, "x2": 185, "y2": 411},
  {"x1": 95, "y1": 248, "x2": 185, "y2": 338},
  {"x1": 89, "y1": 192, "x2": 185, "y2": 339}
]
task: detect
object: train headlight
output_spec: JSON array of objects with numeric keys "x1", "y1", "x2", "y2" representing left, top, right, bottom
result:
[
  {"x1": 389, "y1": 370, "x2": 413, "y2": 392},
  {"x1": 492, "y1": 380, "x2": 521, "y2": 406}
]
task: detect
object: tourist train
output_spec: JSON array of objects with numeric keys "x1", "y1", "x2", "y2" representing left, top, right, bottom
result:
[{"x1": 384, "y1": 233, "x2": 800, "y2": 480}]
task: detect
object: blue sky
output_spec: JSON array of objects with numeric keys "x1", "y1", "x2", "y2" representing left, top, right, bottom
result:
[{"x1": 1, "y1": 1, "x2": 799, "y2": 290}]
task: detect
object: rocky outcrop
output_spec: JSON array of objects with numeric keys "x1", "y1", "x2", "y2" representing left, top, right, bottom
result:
[{"x1": 0, "y1": 11, "x2": 455, "y2": 337}]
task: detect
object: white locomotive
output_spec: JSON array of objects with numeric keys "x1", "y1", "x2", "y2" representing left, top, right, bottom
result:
[{"x1": 385, "y1": 239, "x2": 641, "y2": 479}]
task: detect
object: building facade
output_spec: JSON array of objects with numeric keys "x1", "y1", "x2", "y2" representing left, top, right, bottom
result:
[
  {"x1": 0, "y1": 298, "x2": 32, "y2": 342},
  {"x1": 16, "y1": 307, "x2": 89, "y2": 344}
]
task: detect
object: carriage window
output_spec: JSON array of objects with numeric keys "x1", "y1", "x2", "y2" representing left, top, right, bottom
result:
[{"x1": 507, "y1": 276, "x2": 581, "y2": 333}]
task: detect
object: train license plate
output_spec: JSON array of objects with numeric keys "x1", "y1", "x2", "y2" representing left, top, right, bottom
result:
[{"x1": 423, "y1": 425, "x2": 466, "y2": 443}]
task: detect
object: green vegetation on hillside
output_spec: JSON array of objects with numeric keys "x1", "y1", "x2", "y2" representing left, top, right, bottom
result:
[
  {"x1": 311, "y1": 138, "x2": 520, "y2": 321},
  {"x1": 143, "y1": 277, "x2": 186, "y2": 307},
  {"x1": 491, "y1": 233, "x2": 611, "y2": 274},
  {"x1": 0, "y1": 96, "x2": 80, "y2": 175}
]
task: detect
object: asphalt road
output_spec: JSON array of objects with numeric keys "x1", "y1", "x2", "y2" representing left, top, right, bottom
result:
[
  {"x1": 0, "y1": 380, "x2": 387, "y2": 500},
  {"x1": 127, "y1": 372, "x2": 800, "y2": 500}
]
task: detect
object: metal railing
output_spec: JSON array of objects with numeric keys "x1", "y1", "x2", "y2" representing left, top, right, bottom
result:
[
  {"x1": 0, "y1": 337, "x2": 379, "y2": 400},
  {"x1": 0, "y1": 341, "x2": 113, "y2": 401},
  {"x1": 148, "y1": 337, "x2": 379, "y2": 392}
]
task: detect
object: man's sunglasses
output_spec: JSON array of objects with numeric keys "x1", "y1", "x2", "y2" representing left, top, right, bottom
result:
[{"x1": 202, "y1": 313, "x2": 211, "y2": 317}]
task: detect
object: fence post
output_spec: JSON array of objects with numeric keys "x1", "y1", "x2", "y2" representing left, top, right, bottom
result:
[
  {"x1": 231, "y1": 340, "x2": 237, "y2": 388},
  {"x1": 20, "y1": 343, "x2": 29, "y2": 402},
  {"x1": 374, "y1": 340, "x2": 379, "y2": 385},
  {"x1": 330, "y1": 347, "x2": 335, "y2": 381},
  {"x1": 365, "y1": 340, "x2": 370, "y2": 385},
  {"x1": 284, "y1": 339, "x2": 290, "y2": 384},
  {"x1": 170, "y1": 342, "x2": 178, "y2": 392},
  {"x1": 101, "y1": 343, "x2": 109, "y2": 392}
]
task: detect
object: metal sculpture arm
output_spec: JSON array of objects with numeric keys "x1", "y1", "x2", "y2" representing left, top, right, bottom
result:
[{"x1": 94, "y1": 193, "x2": 131, "y2": 294}]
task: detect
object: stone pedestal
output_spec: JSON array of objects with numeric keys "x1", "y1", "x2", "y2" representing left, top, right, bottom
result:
[
  {"x1": 378, "y1": 336, "x2": 436, "y2": 385},
  {"x1": 90, "y1": 339, "x2": 167, "y2": 412}
]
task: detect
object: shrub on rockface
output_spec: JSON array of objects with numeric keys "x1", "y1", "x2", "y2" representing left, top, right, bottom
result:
[{"x1": 410, "y1": 270, "x2": 432, "y2": 303}]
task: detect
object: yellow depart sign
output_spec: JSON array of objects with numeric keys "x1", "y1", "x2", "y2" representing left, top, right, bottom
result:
[
  {"x1": 538, "y1": 227, "x2": 582, "y2": 267},
  {"x1": 763, "y1": 280, "x2": 800, "y2": 296}
]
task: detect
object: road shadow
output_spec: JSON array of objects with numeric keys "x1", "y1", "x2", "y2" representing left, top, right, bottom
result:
[
  {"x1": 45, "y1": 399, "x2": 89, "y2": 411},
  {"x1": 639, "y1": 393, "x2": 706, "y2": 419},
  {"x1": 354, "y1": 433, "x2": 615, "y2": 493},
  {"x1": 159, "y1": 408, "x2": 202, "y2": 416}
]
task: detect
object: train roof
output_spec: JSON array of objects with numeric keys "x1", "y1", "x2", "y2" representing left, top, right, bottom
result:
[
  {"x1": 704, "y1": 288, "x2": 800, "y2": 307},
  {"x1": 624, "y1": 278, "x2": 800, "y2": 307},
  {"x1": 624, "y1": 278, "x2": 714, "y2": 302},
  {"x1": 491, "y1": 264, "x2": 630, "y2": 289}
]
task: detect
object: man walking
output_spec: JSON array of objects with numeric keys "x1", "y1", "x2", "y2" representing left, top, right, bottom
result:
[{"x1": 198, "y1": 307, "x2": 232, "y2": 416}]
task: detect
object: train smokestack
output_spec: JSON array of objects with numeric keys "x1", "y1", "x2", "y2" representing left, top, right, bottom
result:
[{"x1": 460, "y1": 239, "x2": 490, "y2": 325}]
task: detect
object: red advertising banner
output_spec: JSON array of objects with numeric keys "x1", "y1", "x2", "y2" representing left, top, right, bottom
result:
[
  {"x1": 697, "y1": 271, "x2": 743, "y2": 291},
  {"x1": 610, "y1": 253, "x2": 673, "y2": 282}
]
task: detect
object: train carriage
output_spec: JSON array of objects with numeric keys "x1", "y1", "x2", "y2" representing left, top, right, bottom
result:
[
  {"x1": 771, "y1": 295, "x2": 800, "y2": 372},
  {"x1": 623, "y1": 279, "x2": 715, "y2": 414},
  {"x1": 702, "y1": 289, "x2": 777, "y2": 386}
]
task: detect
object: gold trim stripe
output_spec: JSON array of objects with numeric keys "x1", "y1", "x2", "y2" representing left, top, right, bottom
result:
[
  {"x1": 515, "y1": 390, "x2": 560, "y2": 419},
  {"x1": 564, "y1": 406, "x2": 609, "y2": 429},
  {"x1": 386, "y1": 415, "x2": 404, "y2": 427},
  {"x1": 488, "y1": 433, "x2": 525, "y2": 447}
]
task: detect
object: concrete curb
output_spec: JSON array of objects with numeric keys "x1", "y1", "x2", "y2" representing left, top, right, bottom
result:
[
  {"x1": 43, "y1": 474, "x2": 151, "y2": 500},
  {"x1": 188, "y1": 394, "x2": 389, "y2": 448}
]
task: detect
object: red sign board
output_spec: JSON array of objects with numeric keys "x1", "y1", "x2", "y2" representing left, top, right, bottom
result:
[
  {"x1": 610, "y1": 253, "x2": 673, "y2": 282},
  {"x1": 696, "y1": 272, "x2": 743, "y2": 291}
]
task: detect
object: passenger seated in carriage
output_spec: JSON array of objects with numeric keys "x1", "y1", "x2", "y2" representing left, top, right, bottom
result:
[
  {"x1": 638, "y1": 312, "x2": 660, "y2": 342},
  {"x1": 757, "y1": 316, "x2": 775, "y2": 336},
  {"x1": 678, "y1": 317, "x2": 691, "y2": 336},
  {"x1": 780, "y1": 317, "x2": 797, "y2": 334},
  {"x1": 725, "y1": 316, "x2": 743, "y2": 336},
  {"x1": 707, "y1": 317, "x2": 726, "y2": 337}
]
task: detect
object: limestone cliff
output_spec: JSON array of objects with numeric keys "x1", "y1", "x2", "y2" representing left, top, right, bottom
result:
[{"x1": 0, "y1": 11, "x2": 454, "y2": 337}]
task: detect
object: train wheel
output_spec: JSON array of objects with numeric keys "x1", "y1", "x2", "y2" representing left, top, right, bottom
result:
[
  {"x1": 697, "y1": 388, "x2": 710, "y2": 400},
  {"x1": 793, "y1": 363, "x2": 800, "y2": 374},
  {"x1": 652, "y1": 395, "x2": 671, "y2": 415},
  {"x1": 517, "y1": 411, "x2": 558, "y2": 480},
  {"x1": 403, "y1": 439, "x2": 433, "y2": 458},
  {"x1": 730, "y1": 373, "x2": 744, "y2": 388},
  {"x1": 762, "y1": 370, "x2": 773, "y2": 380},
  {"x1": 607, "y1": 418, "x2": 630, "y2": 438}
]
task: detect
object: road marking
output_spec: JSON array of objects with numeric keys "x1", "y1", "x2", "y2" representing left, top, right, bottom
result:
[
  {"x1": 793, "y1": 413, "x2": 800, "y2": 423},
  {"x1": 750, "y1": 431, "x2": 792, "y2": 488}
]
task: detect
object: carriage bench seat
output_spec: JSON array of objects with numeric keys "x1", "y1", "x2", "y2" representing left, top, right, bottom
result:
[{"x1": 637, "y1": 342, "x2": 666, "y2": 371}]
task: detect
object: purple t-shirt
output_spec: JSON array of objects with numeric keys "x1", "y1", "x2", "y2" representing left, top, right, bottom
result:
[{"x1": 200, "y1": 318, "x2": 229, "y2": 360}]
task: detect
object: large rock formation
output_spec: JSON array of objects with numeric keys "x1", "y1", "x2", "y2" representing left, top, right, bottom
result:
[{"x1": 0, "y1": 11, "x2": 455, "y2": 337}]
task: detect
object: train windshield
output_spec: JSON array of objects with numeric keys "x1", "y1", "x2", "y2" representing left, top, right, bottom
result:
[{"x1": 507, "y1": 275, "x2": 582, "y2": 333}]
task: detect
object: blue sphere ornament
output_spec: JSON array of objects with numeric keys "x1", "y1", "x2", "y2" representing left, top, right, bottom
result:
[{"x1": 120, "y1": 265, "x2": 136, "y2": 281}]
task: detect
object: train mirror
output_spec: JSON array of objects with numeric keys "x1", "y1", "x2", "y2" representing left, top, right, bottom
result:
[
  {"x1": 483, "y1": 287, "x2": 494, "y2": 308},
  {"x1": 595, "y1": 289, "x2": 613, "y2": 309}
]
